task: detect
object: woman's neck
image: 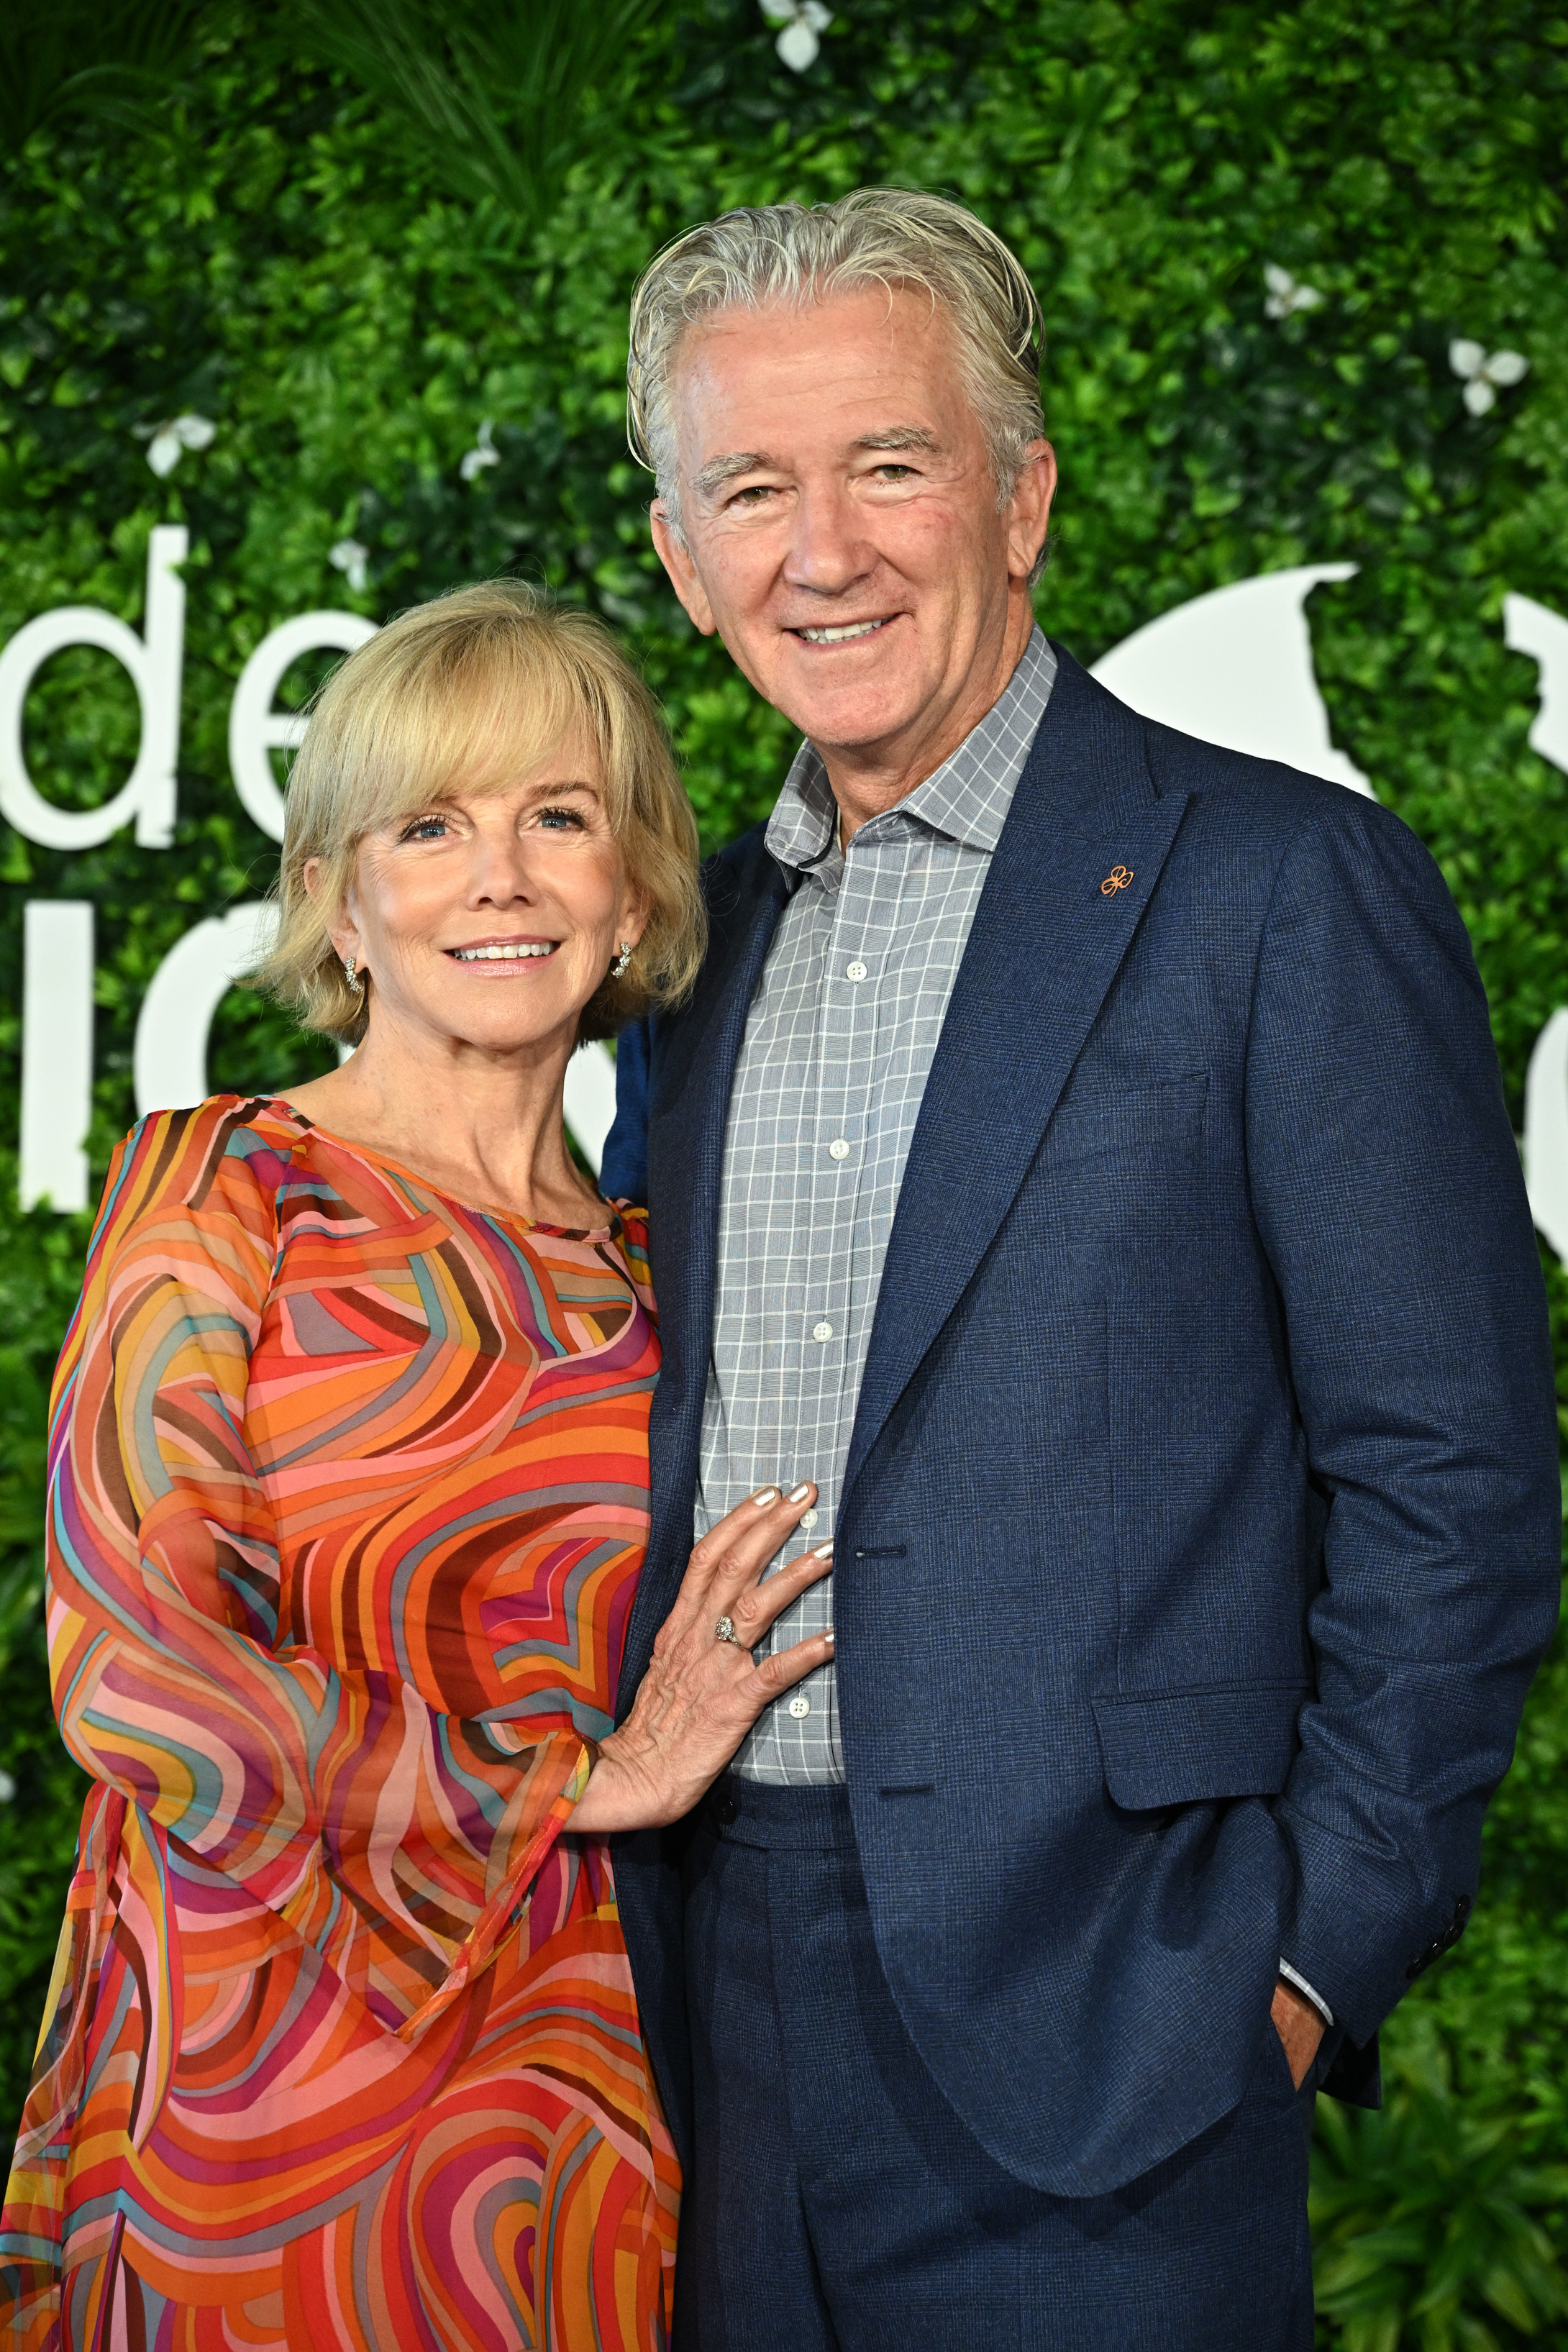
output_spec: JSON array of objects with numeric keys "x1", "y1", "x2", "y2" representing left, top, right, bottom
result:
[{"x1": 278, "y1": 1021, "x2": 606, "y2": 1226}]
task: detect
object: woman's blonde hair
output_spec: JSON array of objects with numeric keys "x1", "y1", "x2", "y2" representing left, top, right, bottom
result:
[{"x1": 250, "y1": 580, "x2": 705, "y2": 1046}]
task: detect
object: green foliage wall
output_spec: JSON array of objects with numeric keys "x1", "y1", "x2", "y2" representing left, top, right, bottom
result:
[{"x1": 2, "y1": 4, "x2": 1565, "y2": 2340}]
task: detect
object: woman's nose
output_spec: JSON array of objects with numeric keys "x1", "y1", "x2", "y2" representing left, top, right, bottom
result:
[{"x1": 465, "y1": 824, "x2": 536, "y2": 904}]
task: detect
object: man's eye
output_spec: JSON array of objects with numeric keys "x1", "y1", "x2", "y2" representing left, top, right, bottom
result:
[
  {"x1": 729, "y1": 485, "x2": 775, "y2": 507},
  {"x1": 872, "y1": 464, "x2": 916, "y2": 480}
]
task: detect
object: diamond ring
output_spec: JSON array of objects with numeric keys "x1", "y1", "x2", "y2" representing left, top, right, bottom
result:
[{"x1": 714, "y1": 1616, "x2": 741, "y2": 1645}]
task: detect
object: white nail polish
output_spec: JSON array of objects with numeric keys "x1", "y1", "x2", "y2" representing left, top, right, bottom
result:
[
  {"x1": 788, "y1": 1482, "x2": 811, "y2": 1503},
  {"x1": 824, "y1": 1628, "x2": 835, "y2": 1643},
  {"x1": 752, "y1": 1487, "x2": 779, "y2": 1507},
  {"x1": 813, "y1": 1542, "x2": 834, "y2": 1559}
]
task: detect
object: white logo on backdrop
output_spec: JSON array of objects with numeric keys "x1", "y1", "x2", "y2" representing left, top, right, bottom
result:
[{"x1": 6, "y1": 539, "x2": 1568, "y2": 1240}]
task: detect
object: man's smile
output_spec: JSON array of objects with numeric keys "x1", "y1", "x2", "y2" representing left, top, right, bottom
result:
[{"x1": 788, "y1": 616, "x2": 898, "y2": 645}]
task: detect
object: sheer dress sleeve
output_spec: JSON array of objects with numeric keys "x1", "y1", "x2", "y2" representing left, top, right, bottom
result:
[{"x1": 45, "y1": 1103, "x2": 593, "y2": 2044}]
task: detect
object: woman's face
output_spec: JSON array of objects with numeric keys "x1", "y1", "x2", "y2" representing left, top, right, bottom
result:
[{"x1": 322, "y1": 726, "x2": 646, "y2": 1064}]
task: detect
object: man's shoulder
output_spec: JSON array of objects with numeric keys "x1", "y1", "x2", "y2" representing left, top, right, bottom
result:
[{"x1": 1065, "y1": 648, "x2": 1404, "y2": 863}]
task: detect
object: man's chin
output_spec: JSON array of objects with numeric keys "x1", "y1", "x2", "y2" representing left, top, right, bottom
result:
[{"x1": 767, "y1": 667, "x2": 926, "y2": 758}]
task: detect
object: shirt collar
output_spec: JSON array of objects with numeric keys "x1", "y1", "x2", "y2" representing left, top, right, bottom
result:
[{"x1": 765, "y1": 625, "x2": 1057, "y2": 880}]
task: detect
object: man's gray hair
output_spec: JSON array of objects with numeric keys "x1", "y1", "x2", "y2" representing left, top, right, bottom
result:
[{"x1": 627, "y1": 187, "x2": 1047, "y2": 553}]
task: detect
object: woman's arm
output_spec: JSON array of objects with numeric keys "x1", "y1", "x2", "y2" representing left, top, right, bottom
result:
[{"x1": 47, "y1": 1106, "x2": 590, "y2": 2029}]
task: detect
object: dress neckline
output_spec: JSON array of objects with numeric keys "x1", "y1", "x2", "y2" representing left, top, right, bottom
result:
[{"x1": 245, "y1": 1095, "x2": 622, "y2": 1243}]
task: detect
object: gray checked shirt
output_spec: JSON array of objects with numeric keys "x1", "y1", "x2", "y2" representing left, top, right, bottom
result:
[{"x1": 696, "y1": 626, "x2": 1058, "y2": 1782}]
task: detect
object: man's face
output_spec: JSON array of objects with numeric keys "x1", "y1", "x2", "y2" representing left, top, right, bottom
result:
[{"x1": 650, "y1": 286, "x2": 1054, "y2": 774}]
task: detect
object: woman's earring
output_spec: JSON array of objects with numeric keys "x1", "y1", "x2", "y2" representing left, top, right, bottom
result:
[
  {"x1": 610, "y1": 940, "x2": 633, "y2": 979},
  {"x1": 343, "y1": 953, "x2": 363, "y2": 995}
]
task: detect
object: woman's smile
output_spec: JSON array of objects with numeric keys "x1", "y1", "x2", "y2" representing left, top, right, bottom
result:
[{"x1": 446, "y1": 934, "x2": 561, "y2": 967}]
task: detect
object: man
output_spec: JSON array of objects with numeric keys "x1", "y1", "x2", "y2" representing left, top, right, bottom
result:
[{"x1": 599, "y1": 188, "x2": 1560, "y2": 2348}]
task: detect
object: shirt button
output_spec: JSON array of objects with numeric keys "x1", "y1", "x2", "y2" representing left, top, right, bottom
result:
[
  {"x1": 788, "y1": 1695, "x2": 811, "y2": 1719},
  {"x1": 799, "y1": 1508, "x2": 819, "y2": 1530},
  {"x1": 846, "y1": 961, "x2": 867, "y2": 982},
  {"x1": 828, "y1": 1138, "x2": 851, "y2": 1160},
  {"x1": 812, "y1": 1321, "x2": 834, "y2": 1342}
]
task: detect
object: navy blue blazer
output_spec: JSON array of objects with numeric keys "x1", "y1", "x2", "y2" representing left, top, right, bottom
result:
[{"x1": 601, "y1": 646, "x2": 1560, "y2": 2198}]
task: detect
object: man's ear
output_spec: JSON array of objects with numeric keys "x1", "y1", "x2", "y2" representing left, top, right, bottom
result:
[
  {"x1": 1006, "y1": 440, "x2": 1057, "y2": 583},
  {"x1": 651, "y1": 502, "x2": 719, "y2": 637}
]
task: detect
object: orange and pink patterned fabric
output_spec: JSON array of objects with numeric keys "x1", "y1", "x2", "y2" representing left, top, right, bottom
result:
[{"x1": 0, "y1": 1095, "x2": 678, "y2": 2350}]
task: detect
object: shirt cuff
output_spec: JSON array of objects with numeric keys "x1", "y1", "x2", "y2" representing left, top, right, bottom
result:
[{"x1": 1277, "y1": 1957, "x2": 1334, "y2": 2026}]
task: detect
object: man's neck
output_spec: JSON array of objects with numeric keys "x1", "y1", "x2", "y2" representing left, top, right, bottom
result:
[{"x1": 817, "y1": 594, "x2": 1038, "y2": 842}]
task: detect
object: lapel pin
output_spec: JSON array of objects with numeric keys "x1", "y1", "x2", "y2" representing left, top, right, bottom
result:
[{"x1": 1100, "y1": 865, "x2": 1134, "y2": 895}]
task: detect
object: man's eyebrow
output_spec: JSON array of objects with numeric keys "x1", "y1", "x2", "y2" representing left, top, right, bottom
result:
[
  {"x1": 692, "y1": 452, "x2": 778, "y2": 501},
  {"x1": 851, "y1": 427, "x2": 942, "y2": 455}
]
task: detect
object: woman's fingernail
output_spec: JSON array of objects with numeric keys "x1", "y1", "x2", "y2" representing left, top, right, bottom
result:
[
  {"x1": 788, "y1": 1482, "x2": 811, "y2": 1504},
  {"x1": 813, "y1": 1542, "x2": 834, "y2": 1559},
  {"x1": 824, "y1": 1628, "x2": 835, "y2": 1644},
  {"x1": 752, "y1": 1487, "x2": 779, "y2": 1508}
]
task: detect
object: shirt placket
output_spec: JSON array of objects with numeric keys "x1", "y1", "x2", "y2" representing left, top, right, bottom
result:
[
  {"x1": 803, "y1": 869, "x2": 872, "y2": 1467},
  {"x1": 796, "y1": 842, "x2": 886, "y2": 1765},
  {"x1": 737, "y1": 866, "x2": 839, "y2": 1775}
]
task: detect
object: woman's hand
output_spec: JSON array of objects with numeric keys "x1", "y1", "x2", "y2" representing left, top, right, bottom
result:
[{"x1": 570, "y1": 1483, "x2": 832, "y2": 1833}]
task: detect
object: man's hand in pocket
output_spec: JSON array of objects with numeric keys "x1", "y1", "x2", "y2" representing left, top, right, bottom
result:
[{"x1": 1271, "y1": 1977, "x2": 1326, "y2": 2089}]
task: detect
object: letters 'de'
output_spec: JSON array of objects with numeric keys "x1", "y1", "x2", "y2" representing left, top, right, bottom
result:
[{"x1": 0, "y1": 527, "x2": 188, "y2": 851}]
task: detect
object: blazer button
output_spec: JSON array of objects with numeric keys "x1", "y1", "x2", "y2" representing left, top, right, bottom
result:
[
  {"x1": 715, "y1": 1794, "x2": 738, "y2": 1828},
  {"x1": 1404, "y1": 1890, "x2": 1472, "y2": 1980}
]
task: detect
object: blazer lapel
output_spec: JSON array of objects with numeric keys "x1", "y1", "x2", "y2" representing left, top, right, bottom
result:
[
  {"x1": 617, "y1": 836, "x2": 788, "y2": 1711},
  {"x1": 843, "y1": 649, "x2": 1190, "y2": 1498}
]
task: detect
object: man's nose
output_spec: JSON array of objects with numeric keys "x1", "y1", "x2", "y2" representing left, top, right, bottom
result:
[{"x1": 781, "y1": 484, "x2": 874, "y2": 598}]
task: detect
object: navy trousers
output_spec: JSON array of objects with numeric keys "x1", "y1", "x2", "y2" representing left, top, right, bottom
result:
[{"x1": 676, "y1": 1779, "x2": 1318, "y2": 2352}]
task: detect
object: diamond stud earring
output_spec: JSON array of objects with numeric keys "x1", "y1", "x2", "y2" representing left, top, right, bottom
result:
[{"x1": 610, "y1": 940, "x2": 633, "y2": 979}]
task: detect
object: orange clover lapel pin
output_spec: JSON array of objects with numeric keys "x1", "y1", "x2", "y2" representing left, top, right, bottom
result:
[{"x1": 1100, "y1": 865, "x2": 1134, "y2": 896}]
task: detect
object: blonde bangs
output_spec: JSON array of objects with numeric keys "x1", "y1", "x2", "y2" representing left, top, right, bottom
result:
[{"x1": 249, "y1": 580, "x2": 705, "y2": 1047}]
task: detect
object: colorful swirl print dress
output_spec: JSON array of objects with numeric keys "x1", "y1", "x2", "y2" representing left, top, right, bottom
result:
[{"x1": 0, "y1": 1096, "x2": 678, "y2": 2351}]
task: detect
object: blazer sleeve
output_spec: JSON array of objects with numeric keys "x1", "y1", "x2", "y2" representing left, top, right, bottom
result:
[
  {"x1": 46, "y1": 1106, "x2": 592, "y2": 2040},
  {"x1": 601, "y1": 1016, "x2": 652, "y2": 1206},
  {"x1": 1244, "y1": 798, "x2": 1562, "y2": 2047}
]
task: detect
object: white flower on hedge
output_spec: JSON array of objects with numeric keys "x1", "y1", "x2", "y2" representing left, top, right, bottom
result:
[
  {"x1": 329, "y1": 538, "x2": 370, "y2": 593},
  {"x1": 761, "y1": 0, "x2": 831, "y2": 70},
  {"x1": 460, "y1": 419, "x2": 500, "y2": 483},
  {"x1": 1449, "y1": 339, "x2": 1528, "y2": 416},
  {"x1": 1263, "y1": 265, "x2": 1323, "y2": 320},
  {"x1": 142, "y1": 413, "x2": 216, "y2": 477},
  {"x1": 0, "y1": 1769, "x2": 15, "y2": 1805}
]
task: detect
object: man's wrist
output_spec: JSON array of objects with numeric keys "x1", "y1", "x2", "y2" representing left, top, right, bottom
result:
[{"x1": 1277, "y1": 1958, "x2": 1334, "y2": 2027}]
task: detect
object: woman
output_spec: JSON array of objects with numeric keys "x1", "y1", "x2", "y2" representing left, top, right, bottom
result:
[{"x1": 1, "y1": 583, "x2": 832, "y2": 2350}]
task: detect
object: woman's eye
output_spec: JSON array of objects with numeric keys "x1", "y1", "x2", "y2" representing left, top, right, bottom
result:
[
  {"x1": 537, "y1": 806, "x2": 586, "y2": 831},
  {"x1": 401, "y1": 814, "x2": 450, "y2": 842}
]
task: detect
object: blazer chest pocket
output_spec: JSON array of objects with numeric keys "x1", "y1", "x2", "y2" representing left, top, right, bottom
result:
[
  {"x1": 1043, "y1": 1072, "x2": 1208, "y2": 1172},
  {"x1": 1092, "y1": 1684, "x2": 1308, "y2": 1812}
]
